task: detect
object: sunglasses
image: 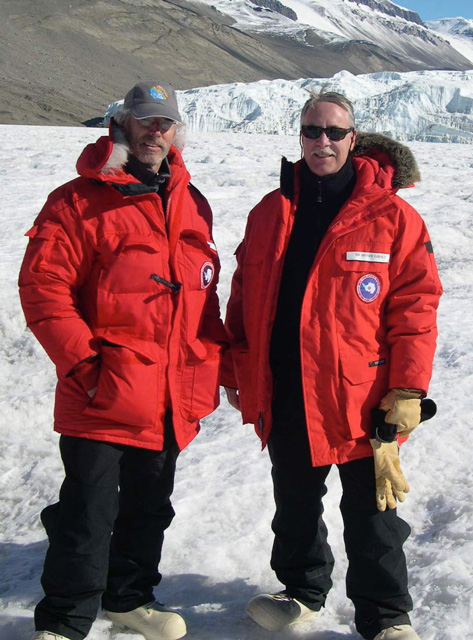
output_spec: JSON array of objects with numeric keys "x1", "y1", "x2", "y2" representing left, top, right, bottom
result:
[
  {"x1": 301, "y1": 125, "x2": 354, "y2": 141},
  {"x1": 135, "y1": 117, "x2": 176, "y2": 132}
]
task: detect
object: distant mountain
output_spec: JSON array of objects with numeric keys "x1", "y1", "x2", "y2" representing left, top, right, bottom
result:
[
  {"x1": 105, "y1": 69, "x2": 473, "y2": 144},
  {"x1": 195, "y1": 0, "x2": 472, "y2": 69},
  {"x1": 0, "y1": 0, "x2": 471, "y2": 126},
  {"x1": 427, "y1": 17, "x2": 473, "y2": 64}
]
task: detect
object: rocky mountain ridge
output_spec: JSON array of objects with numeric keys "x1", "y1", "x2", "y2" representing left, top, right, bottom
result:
[
  {"x1": 1, "y1": 0, "x2": 471, "y2": 126},
  {"x1": 350, "y1": 0, "x2": 423, "y2": 25}
]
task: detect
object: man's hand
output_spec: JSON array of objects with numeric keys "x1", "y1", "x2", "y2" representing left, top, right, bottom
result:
[
  {"x1": 379, "y1": 388, "x2": 422, "y2": 437},
  {"x1": 369, "y1": 439, "x2": 410, "y2": 511},
  {"x1": 69, "y1": 355, "x2": 100, "y2": 397},
  {"x1": 224, "y1": 387, "x2": 241, "y2": 411}
]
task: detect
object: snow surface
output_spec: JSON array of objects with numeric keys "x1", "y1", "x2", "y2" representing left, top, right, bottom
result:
[
  {"x1": 1, "y1": 124, "x2": 473, "y2": 640},
  {"x1": 105, "y1": 70, "x2": 473, "y2": 144}
]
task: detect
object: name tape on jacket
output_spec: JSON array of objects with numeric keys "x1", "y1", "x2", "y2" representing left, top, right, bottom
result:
[{"x1": 346, "y1": 251, "x2": 390, "y2": 263}]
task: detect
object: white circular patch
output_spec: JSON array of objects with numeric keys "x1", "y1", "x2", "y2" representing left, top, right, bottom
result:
[
  {"x1": 356, "y1": 274, "x2": 381, "y2": 303},
  {"x1": 200, "y1": 262, "x2": 214, "y2": 289}
]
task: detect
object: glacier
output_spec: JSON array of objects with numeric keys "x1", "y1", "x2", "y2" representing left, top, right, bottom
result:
[{"x1": 105, "y1": 70, "x2": 473, "y2": 144}]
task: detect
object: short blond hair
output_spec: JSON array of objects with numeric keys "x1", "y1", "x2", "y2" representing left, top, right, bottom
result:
[{"x1": 300, "y1": 89, "x2": 355, "y2": 128}]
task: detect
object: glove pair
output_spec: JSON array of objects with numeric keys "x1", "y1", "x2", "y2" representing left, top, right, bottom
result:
[{"x1": 370, "y1": 388, "x2": 422, "y2": 511}]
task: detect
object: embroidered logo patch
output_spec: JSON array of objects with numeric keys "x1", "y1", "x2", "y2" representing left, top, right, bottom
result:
[
  {"x1": 200, "y1": 262, "x2": 214, "y2": 289},
  {"x1": 149, "y1": 85, "x2": 168, "y2": 101},
  {"x1": 356, "y1": 274, "x2": 381, "y2": 303}
]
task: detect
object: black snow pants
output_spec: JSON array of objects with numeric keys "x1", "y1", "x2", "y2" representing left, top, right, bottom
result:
[
  {"x1": 268, "y1": 386, "x2": 413, "y2": 640},
  {"x1": 34, "y1": 421, "x2": 179, "y2": 640}
]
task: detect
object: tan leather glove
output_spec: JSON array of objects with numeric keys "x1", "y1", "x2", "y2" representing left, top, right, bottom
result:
[
  {"x1": 379, "y1": 388, "x2": 422, "y2": 437},
  {"x1": 370, "y1": 439, "x2": 410, "y2": 511}
]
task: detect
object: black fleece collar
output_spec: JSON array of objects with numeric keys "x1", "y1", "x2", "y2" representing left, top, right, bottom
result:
[
  {"x1": 299, "y1": 158, "x2": 355, "y2": 204},
  {"x1": 125, "y1": 155, "x2": 171, "y2": 188}
]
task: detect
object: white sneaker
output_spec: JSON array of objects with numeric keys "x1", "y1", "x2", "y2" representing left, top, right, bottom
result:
[
  {"x1": 374, "y1": 625, "x2": 420, "y2": 640},
  {"x1": 246, "y1": 592, "x2": 318, "y2": 631},
  {"x1": 32, "y1": 633, "x2": 71, "y2": 640},
  {"x1": 105, "y1": 600, "x2": 187, "y2": 640}
]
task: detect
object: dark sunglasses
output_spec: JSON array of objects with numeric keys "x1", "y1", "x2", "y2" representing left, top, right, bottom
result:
[{"x1": 301, "y1": 125, "x2": 354, "y2": 141}]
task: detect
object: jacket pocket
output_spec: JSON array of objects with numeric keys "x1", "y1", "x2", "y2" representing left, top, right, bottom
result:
[
  {"x1": 179, "y1": 339, "x2": 221, "y2": 422},
  {"x1": 83, "y1": 343, "x2": 160, "y2": 427},
  {"x1": 97, "y1": 232, "x2": 164, "y2": 294},
  {"x1": 334, "y1": 245, "x2": 391, "y2": 319},
  {"x1": 339, "y1": 350, "x2": 389, "y2": 440}
]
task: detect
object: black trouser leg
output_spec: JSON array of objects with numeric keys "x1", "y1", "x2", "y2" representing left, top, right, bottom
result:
[
  {"x1": 267, "y1": 426, "x2": 334, "y2": 610},
  {"x1": 35, "y1": 429, "x2": 179, "y2": 639},
  {"x1": 338, "y1": 457, "x2": 412, "y2": 640},
  {"x1": 35, "y1": 436, "x2": 122, "y2": 640},
  {"x1": 102, "y1": 425, "x2": 179, "y2": 612}
]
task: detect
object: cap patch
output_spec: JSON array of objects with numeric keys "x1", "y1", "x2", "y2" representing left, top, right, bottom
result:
[
  {"x1": 356, "y1": 274, "x2": 381, "y2": 303},
  {"x1": 201, "y1": 262, "x2": 214, "y2": 289},
  {"x1": 149, "y1": 85, "x2": 169, "y2": 101}
]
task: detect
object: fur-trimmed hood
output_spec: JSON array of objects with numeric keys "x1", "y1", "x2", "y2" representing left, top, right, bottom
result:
[{"x1": 352, "y1": 132, "x2": 420, "y2": 188}]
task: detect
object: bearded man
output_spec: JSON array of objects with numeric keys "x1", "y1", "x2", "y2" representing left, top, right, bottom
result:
[{"x1": 20, "y1": 80, "x2": 226, "y2": 640}]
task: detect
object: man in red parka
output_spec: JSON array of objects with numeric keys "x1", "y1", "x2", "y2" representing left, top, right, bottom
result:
[
  {"x1": 222, "y1": 90, "x2": 442, "y2": 640},
  {"x1": 19, "y1": 80, "x2": 226, "y2": 640}
]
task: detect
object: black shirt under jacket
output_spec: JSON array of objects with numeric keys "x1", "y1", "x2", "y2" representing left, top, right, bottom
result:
[
  {"x1": 270, "y1": 158, "x2": 357, "y2": 376},
  {"x1": 125, "y1": 154, "x2": 171, "y2": 189}
]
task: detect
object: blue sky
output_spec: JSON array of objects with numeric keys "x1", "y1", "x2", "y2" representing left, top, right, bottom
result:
[{"x1": 398, "y1": 0, "x2": 473, "y2": 21}]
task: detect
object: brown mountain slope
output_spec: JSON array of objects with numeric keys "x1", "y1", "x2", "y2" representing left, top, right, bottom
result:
[{"x1": 1, "y1": 0, "x2": 470, "y2": 126}]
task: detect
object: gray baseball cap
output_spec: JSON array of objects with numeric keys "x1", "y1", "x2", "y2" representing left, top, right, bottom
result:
[{"x1": 124, "y1": 81, "x2": 183, "y2": 123}]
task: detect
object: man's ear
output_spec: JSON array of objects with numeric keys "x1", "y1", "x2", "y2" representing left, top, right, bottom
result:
[{"x1": 350, "y1": 129, "x2": 358, "y2": 152}]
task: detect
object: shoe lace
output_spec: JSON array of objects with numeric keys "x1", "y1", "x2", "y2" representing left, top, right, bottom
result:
[{"x1": 272, "y1": 592, "x2": 294, "y2": 602}]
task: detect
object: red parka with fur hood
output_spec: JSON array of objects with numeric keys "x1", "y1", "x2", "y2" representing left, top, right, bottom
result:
[
  {"x1": 221, "y1": 134, "x2": 442, "y2": 467},
  {"x1": 19, "y1": 124, "x2": 227, "y2": 451}
]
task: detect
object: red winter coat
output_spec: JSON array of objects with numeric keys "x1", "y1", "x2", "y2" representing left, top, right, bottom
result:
[
  {"x1": 221, "y1": 134, "x2": 442, "y2": 467},
  {"x1": 19, "y1": 126, "x2": 226, "y2": 451}
]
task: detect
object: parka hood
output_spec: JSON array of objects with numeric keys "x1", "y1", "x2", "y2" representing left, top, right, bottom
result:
[
  {"x1": 75, "y1": 119, "x2": 187, "y2": 187},
  {"x1": 352, "y1": 132, "x2": 420, "y2": 189}
]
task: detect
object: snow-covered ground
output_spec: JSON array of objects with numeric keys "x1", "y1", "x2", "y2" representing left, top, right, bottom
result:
[{"x1": 0, "y1": 124, "x2": 472, "y2": 640}]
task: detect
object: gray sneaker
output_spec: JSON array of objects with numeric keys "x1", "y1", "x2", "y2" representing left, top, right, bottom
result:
[
  {"x1": 32, "y1": 633, "x2": 71, "y2": 640},
  {"x1": 105, "y1": 600, "x2": 186, "y2": 640},
  {"x1": 246, "y1": 592, "x2": 318, "y2": 631},
  {"x1": 374, "y1": 625, "x2": 420, "y2": 640}
]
